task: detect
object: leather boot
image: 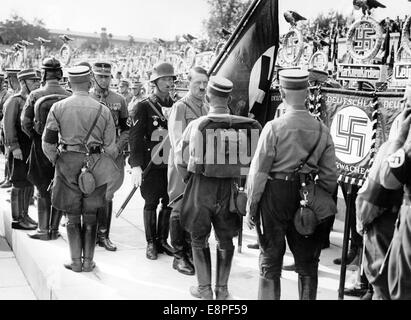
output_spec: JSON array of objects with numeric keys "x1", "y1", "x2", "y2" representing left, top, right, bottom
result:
[
  {"x1": 22, "y1": 186, "x2": 37, "y2": 227},
  {"x1": 96, "y1": 201, "x2": 117, "y2": 251},
  {"x1": 64, "y1": 221, "x2": 82, "y2": 272},
  {"x1": 82, "y1": 219, "x2": 98, "y2": 272},
  {"x1": 49, "y1": 208, "x2": 63, "y2": 240},
  {"x1": 298, "y1": 275, "x2": 318, "y2": 300},
  {"x1": 190, "y1": 247, "x2": 213, "y2": 300},
  {"x1": 28, "y1": 197, "x2": 51, "y2": 240},
  {"x1": 156, "y1": 208, "x2": 175, "y2": 256},
  {"x1": 333, "y1": 246, "x2": 359, "y2": 265},
  {"x1": 258, "y1": 276, "x2": 281, "y2": 300},
  {"x1": 11, "y1": 187, "x2": 36, "y2": 230},
  {"x1": 215, "y1": 247, "x2": 234, "y2": 300},
  {"x1": 144, "y1": 209, "x2": 158, "y2": 260},
  {"x1": 170, "y1": 216, "x2": 194, "y2": 275}
]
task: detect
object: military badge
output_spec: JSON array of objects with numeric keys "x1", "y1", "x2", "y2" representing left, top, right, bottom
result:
[{"x1": 388, "y1": 148, "x2": 405, "y2": 169}]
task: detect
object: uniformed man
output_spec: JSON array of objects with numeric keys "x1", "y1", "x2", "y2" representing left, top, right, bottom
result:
[
  {"x1": 127, "y1": 81, "x2": 146, "y2": 120},
  {"x1": 0, "y1": 73, "x2": 12, "y2": 186},
  {"x1": 119, "y1": 79, "x2": 133, "y2": 105},
  {"x1": 42, "y1": 65, "x2": 117, "y2": 272},
  {"x1": 90, "y1": 61, "x2": 129, "y2": 252},
  {"x1": 21, "y1": 57, "x2": 71, "y2": 241},
  {"x1": 0, "y1": 69, "x2": 20, "y2": 189},
  {"x1": 3, "y1": 69, "x2": 41, "y2": 230},
  {"x1": 129, "y1": 62, "x2": 175, "y2": 260},
  {"x1": 378, "y1": 83, "x2": 411, "y2": 300},
  {"x1": 175, "y1": 76, "x2": 261, "y2": 300},
  {"x1": 246, "y1": 69, "x2": 337, "y2": 300},
  {"x1": 168, "y1": 66, "x2": 209, "y2": 276}
]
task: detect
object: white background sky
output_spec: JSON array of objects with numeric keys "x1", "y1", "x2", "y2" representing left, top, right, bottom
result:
[{"x1": 0, "y1": 0, "x2": 409, "y2": 40}]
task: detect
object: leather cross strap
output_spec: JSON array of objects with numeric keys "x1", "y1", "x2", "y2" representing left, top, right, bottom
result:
[
  {"x1": 181, "y1": 100, "x2": 202, "y2": 118},
  {"x1": 82, "y1": 104, "x2": 103, "y2": 150},
  {"x1": 147, "y1": 98, "x2": 166, "y2": 121},
  {"x1": 294, "y1": 121, "x2": 323, "y2": 173}
]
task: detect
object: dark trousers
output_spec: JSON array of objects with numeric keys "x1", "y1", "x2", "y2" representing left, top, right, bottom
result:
[
  {"x1": 140, "y1": 168, "x2": 169, "y2": 210},
  {"x1": 364, "y1": 210, "x2": 397, "y2": 299},
  {"x1": 258, "y1": 179, "x2": 328, "y2": 279},
  {"x1": 340, "y1": 183, "x2": 363, "y2": 249}
]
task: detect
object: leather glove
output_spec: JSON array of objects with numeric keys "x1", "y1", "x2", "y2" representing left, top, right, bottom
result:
[
  {"x1": 12, "y1": 148, "x2": 23, "y2": 160},
  {"x1": 131, "y1": 166, "x2": 143, "y2": 188}
]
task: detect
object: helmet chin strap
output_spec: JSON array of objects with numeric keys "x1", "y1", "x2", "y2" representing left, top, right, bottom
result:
[
  {"x1": 93, "y1": 74, "x2": 109, "y2": 97},
  {"x1": 23, "y1": 80, "x2": 31, "y2": 95}
]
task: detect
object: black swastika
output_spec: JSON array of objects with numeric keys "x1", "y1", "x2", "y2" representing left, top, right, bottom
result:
[{"x1": 334, "y1": 115, "x2": 368, "y2": 157}]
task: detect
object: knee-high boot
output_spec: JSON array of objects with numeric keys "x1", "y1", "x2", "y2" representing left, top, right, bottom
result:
[
  {"x1": 190, "y1": 247, "x2": 213, "y2": 300},
  {"x1": 170, "y1": 216, "x2": 195, "y2": 275},
  {"x1": 258, "y1": 277, "x2": 281, "y2": 300},
  {"x1": 157, "y1": 207, "x2": 175, "y2": 256},
  {"x1": 64, "y1": 220, "x2": 82, "y2": 272},
  {"x1": 215, "y1": 247, "x2": 235, "y2": 300},
  {"x1": 82, "y1": 217, "x2": 98, "y2": 272},
  {"x1": 11, "y1": 187, "x2": 36, "y2": 230},
  {"x1": 49, "y1": 208, "x2": 63, "y2": 240},
  {"x1": 144, "y1": 209, "x2": 158, "y2": 260},
  {"x1": 96, "y1": 201, "x2": 117, "y2": 251},
  {"x1": 28, "y1": 196, "x2": 51, "y2": 240},
  {"x1": 298, "y1": 275, "x2": 318, "y2": 300},
  {"x1": 22, "y1": 186, "x2": 37, "y2": 227}
]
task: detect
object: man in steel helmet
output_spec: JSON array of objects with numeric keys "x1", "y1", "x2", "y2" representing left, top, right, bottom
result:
[
  {"x1": 129, "y1": 61, "x2": 176, "y2": 260},
  {"x1": 21, "y1": 57, "x2": 71, "y2": 240}
]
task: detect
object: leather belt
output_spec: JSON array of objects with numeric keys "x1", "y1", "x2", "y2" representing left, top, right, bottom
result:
[
  {"x1": 61, "y1": 144, "x2": 102, "y2": 154},
  {"x1": 270, "y1": 172, "x2": 298, "y2": 181},
  {"x1": 270, "y1": 172, "x2": 316, "y2": 182}
]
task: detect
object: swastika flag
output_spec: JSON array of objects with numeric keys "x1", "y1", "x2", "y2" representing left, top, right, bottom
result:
[{"x1": 209, "y1": 0, "x2": 279, "y2": 127}]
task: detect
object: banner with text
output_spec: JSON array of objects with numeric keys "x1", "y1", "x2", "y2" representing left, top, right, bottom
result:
[{"x1": 319, "y1": 88, "x2": 404, "y2": 185}]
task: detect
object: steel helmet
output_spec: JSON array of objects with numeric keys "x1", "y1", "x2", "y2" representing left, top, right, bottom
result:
[{"x1": 150, "y1": 62, "x2": 176, "y2": 82}]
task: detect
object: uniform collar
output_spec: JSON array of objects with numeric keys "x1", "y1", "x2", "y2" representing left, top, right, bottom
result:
[
  {"x1": 73, "y1": 91, "x2": 89, "y2": 96},
  {"x1": 186, "y1": 93, "x2": 204, "y2": 109},
  {"x1": 45, "y1": 80, "x2": 61, "y2": 88}
]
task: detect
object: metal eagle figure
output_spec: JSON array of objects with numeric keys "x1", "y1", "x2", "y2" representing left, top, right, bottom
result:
[
  {"x1": 284, "y1": 10, "x2": 307, "y2": 27},
  {"x1": 353, "y1": 0, "x2": 386, "y2": 16}
]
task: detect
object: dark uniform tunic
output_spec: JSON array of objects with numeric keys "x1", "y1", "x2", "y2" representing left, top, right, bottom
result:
[
  {"x1": 91, "y1": 89, "x2": 129, "y2": 199},
  {"x1": 21, "y1": 81, "x2": 70, "y2": 194},
  {"x1": 129, "y1": 94, "x2": 173, "y2": 210},
  {"x1": 379, "y1": 141, "x2": 411, "y2": 300},
  {"x1": 246, "y1": 110, "x2": 337, "y2": 278},
  {"x1": 3, "y1": 93, "x2": 33, "y2": 188},
  {"x1": 42, "y1": 92, "x2": 117, "y2": 215}
]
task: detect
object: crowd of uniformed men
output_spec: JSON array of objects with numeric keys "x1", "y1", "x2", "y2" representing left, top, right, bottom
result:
[{"x1": 0, "y1": 56, "x2": 410, "y2": 300}]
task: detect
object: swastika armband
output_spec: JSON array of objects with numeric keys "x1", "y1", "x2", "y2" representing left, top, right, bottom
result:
[
  {"x1": 389, "y1": 148, "x2": 411, "y2": 184},
  {"x1": 43, "y1": 129, "x2": 59, "y2": 144}
]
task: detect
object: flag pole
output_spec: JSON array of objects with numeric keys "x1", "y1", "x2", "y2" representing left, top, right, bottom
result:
[{"x1": 208, "y1": 0, "x2": 263, "y2": 75}]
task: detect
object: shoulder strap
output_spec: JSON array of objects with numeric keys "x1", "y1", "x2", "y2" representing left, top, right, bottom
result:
[
  {"x1": 82, "y1": 104, "x2": 103, "y2": 148},
  {"x1": 147, "y1": 98, "x2": 166, "y2": 120},
  {"x1": 295, "y1": 121, "x2": 323, "y2": 173},
  {"x1": 180, "y1": 100, "x2": 201, "y2": 118}
]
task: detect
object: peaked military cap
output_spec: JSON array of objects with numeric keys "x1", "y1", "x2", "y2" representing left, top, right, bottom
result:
[
  {"x1": 67, "y1": 65, "x2": 91, "y2": 83},
  {"x1": 17, "y1": 68, "x2": 41, "y2": 81},
  {"x1": 131, "y1": 81, "x2": 143, "y2": 88},
  {"x1": 41, "y1": 57, "x2": 62, "y2": 70},
  {"x1": 5, "y1": 69, "x2": 21, "y2": 78},
  {"x1": 207, "y1": 75, "x2": 233, "y2": 98},
  {"x1": 279, "y1": 69, "x2": 309, "y2": 90},
  {"x1": 92, "y1": 61, "x2": 112, "y2": 76},
  {"x1": 119, "y1": 79, "x2": 130, "y2": 87}
]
